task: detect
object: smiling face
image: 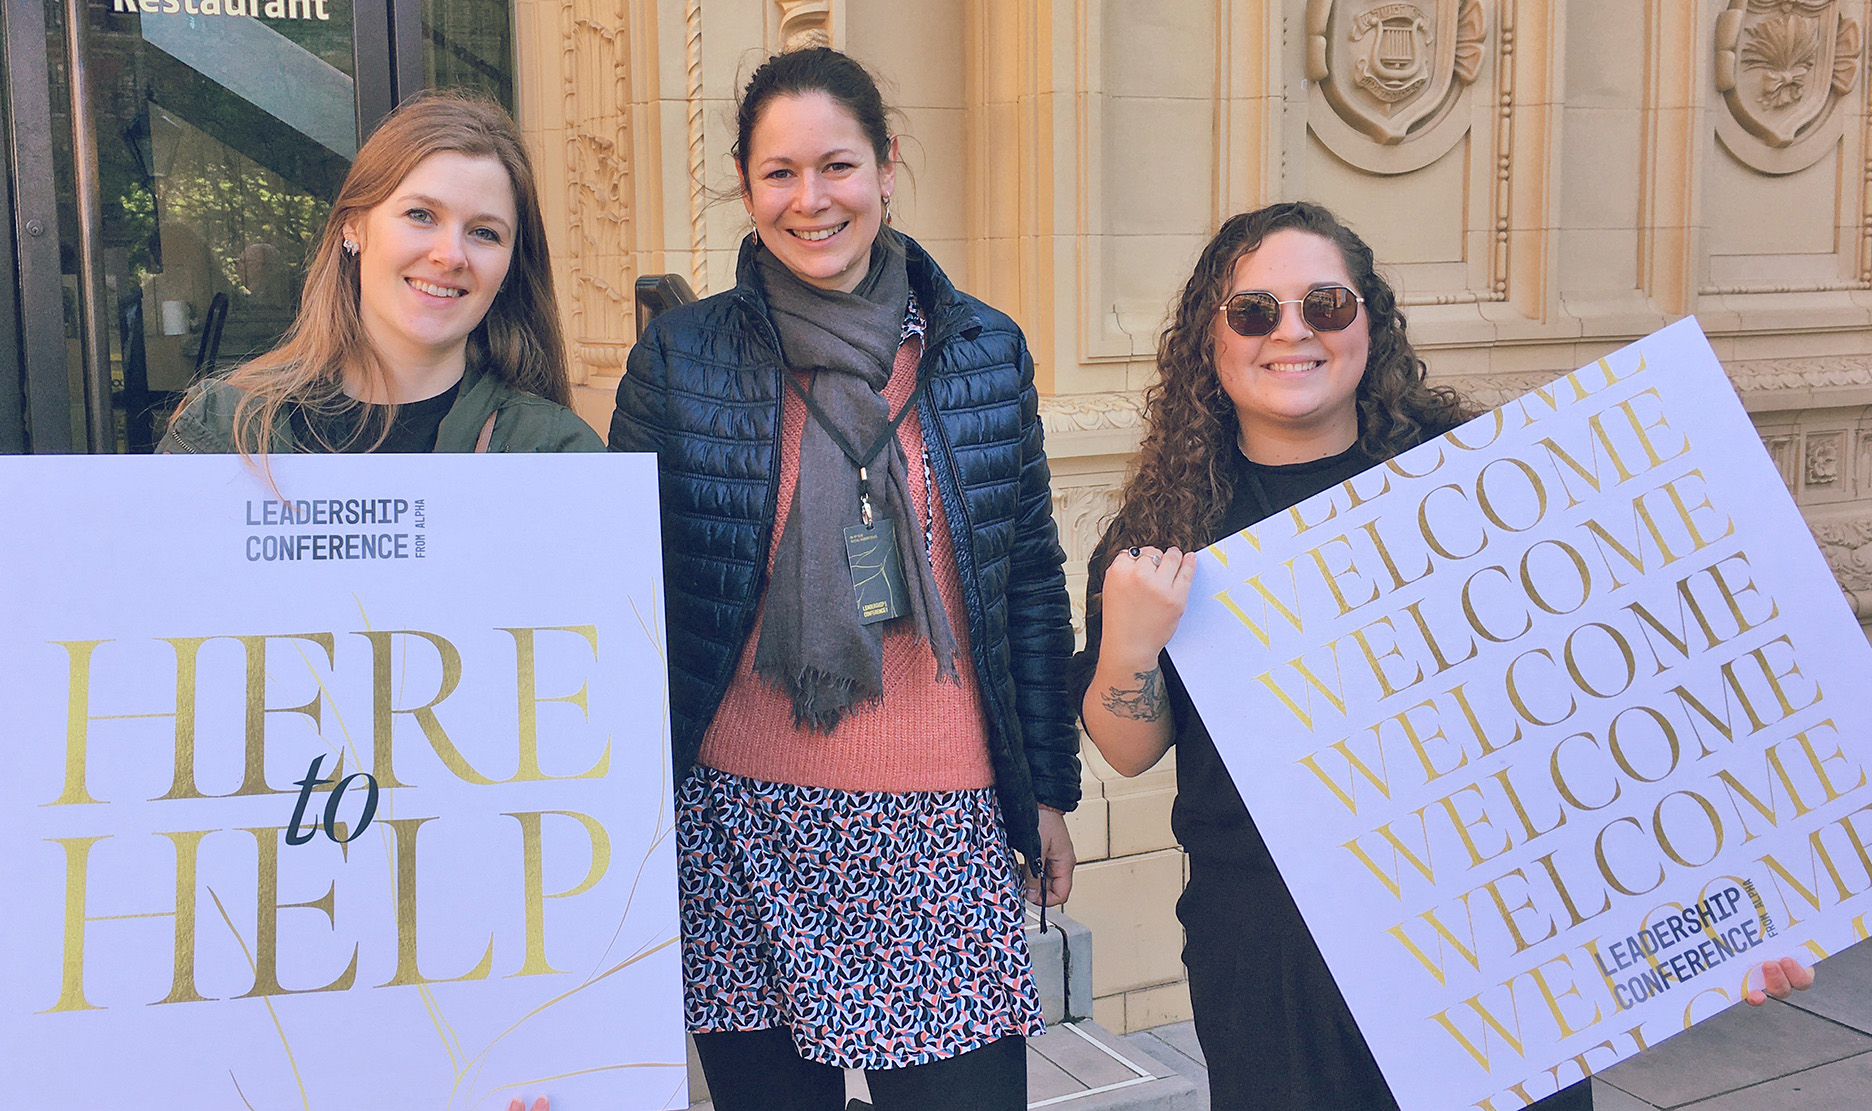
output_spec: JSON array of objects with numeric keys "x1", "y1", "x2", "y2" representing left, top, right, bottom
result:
[
  {"x1": 343, "y1": 151, "x2": 517, "y2": 395},
  {"x1": 1213, "y1": 228, "x2": 1370, "y2": 464},
  {"x1": 740, "y1": 91, "x2": 896, "y2": 293}
]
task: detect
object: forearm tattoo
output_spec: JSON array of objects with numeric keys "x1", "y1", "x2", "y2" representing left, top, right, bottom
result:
[{"x1": 1100, "y1": 667, "x2": 1167, "y2": 721}]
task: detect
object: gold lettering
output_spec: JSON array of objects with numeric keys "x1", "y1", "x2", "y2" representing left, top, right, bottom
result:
[
  {"x1": 1475, "y1": 457, "x2": 1549, "y2": 534},
  {"x1": 376, "y1": 817, "x2": 495, "y2": 986},
  {"x1": 1550, "y1": 731, "x2": 1622, "y2": 812},
  {"x1": 1356, "y1": 519, "x2": 1432, "y2": 592},
  {"x1": 1401, "y1": 600, "x2": 1478, "y2": 673},
  {"x1": 1254, "y1": 644, "x2": 1348, "y2": 730},
  {"x1": 1417, "y1": 483, "x2": 1487, "y2": 561},
  {"x1": 1595, "y1": 816, "x2": 1664, "y2": 896},
  {"x1": 357, "y1": 630, "x2": 496, "y2": 788},
  {"x1": 1212, "y1": 560, "x2": 1305, "y2": 647},
  {"x1": 1435, "y1": 783, "x2": 1513, "y2": 869},
  {"x1": 1480, "y1": 868, "x2": 1558, "y2": 953},
  {"x1": 1562, "y1": 622, "x2": 1636, "y2": 700},
  {"x1": 1490, "y1": 767, "x2": 1567, "y2": 844},
  {"x1": 1347, "y1": 616, "x2": 1424, "y2": 700},
  {"x1": 1713, "y1": 741, "x2": 1816, "y2": 842},
  {"x1": 1296, "y1": 730, "x2": 1393, "y2": 815},
  {"x1": 1396, "y1": 697, "x2": 1470, "y2": 783},
  {"x1": 1429, "y1": 984, "x2": 1527, "y2": 1069},
  {"x1": 41, "y1": 831, "x2": 213, "y2": 1012},
  {"x1": 235, "y1": 827, "x2": 357, "y2": 998},
  {"x1": 41, "y1": 837, "x2": 109, "y2": 1012},
  {"x1": 1757, "y1": 826, "x2": 1859, "y2": 928},
  {"x1": 1306, "y1": 534, "x2": 1379, "y2": 617},
  {"x1": 1451, "y1": 681, "x2": 1523, "y2": 756},
  {"x1": 1386, "y1": 897, "x2": 1482, "y2": 986},
  {"x1": 1506, "y1": 648, "x2": 1576, "y2": 727},
  {"x1": 505, "y1": 810, "x2": 613, "y2": 977},
  {"x1": 1525, "y1": 953, "x2": 1602, "y2": 1038},
  {"x1": 500, "y1": 626, "x2": 610, "y2": 782},
  {"x1": 1606, "y1": 706, "x2": 1680, "y2": 783},
  {"x1": 1652, "y1": 790, "x2": 1725, "y2": 869},
  {"x1": 1530, "y1": 850, "x2": 1612, "y2": 927},
  {"x1": 1461, "y1": 566, "x2": 1531, "y2": 644},
  {"x1": 1342, "y1": 810, "x2": 1437, "y2": 899}
]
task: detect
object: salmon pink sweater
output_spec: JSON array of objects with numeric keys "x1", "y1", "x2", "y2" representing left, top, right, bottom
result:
[{"x1": 696, "y1": 336, "x2": 995, "y2": 791}]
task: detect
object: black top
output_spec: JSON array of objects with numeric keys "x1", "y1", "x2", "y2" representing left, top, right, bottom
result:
[
  {"x1": 288, "y1": 383, "x2": 461, "y2": 453},
  {"x1": 1168, "y1": 441, "x2": 1379, "y2": 867}
]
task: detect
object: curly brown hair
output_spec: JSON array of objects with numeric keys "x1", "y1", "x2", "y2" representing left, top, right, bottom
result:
[{"x1": 1085, "y1": 202, "x2": 1467, "y2": 632}]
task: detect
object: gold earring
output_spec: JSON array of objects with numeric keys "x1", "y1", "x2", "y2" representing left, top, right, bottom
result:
[{"x1": 882, "y1": 194, "x2": 893, "y2": 226}]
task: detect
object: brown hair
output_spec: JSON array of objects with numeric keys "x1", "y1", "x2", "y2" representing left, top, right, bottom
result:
[
  {"x1": 210, "y1": 91, "x2": 570, "y2": 456},
  {"x1": 1085, "y1": 202, "x2": 1469, "y2": 628},
  {"x1": 731, "y1": 47, "x2": 894, "y2": 186}
]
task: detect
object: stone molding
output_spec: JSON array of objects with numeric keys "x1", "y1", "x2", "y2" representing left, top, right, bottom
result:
[
  {"x1": 1724, "y1": 353, "x2": 1872, "y2": 393},
  {"x1": 1715, "y1": 0, "x2": 1862, "y2": 174},
  {"x1": 685, "y1": 0, "x2": 708, "y2": 295},
  {"x1": 560, "y1": 0, "x2": 635, "y2": 373},
  {"x1": 1051, "y1": 484, "x2": 1124, "y2": 577},
  {"x1": 1041, "y1": 391, "x2": 1148, "y2": 437},
  {"x1": 773, "y1": 0, "x2": 831, "y2": 50},
  {"x1": 1811, "y1": 516, "x2": 1872, "y2": 616}
]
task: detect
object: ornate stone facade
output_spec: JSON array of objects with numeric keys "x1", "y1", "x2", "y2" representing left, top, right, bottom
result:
[{"x1": 517, "y1": 0, "x2": 1872, "y2": 1038}]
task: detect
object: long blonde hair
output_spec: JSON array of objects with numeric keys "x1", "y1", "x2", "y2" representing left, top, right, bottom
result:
[{"x1": 217, "y1": 92, "x2": 571, "y2": 455}]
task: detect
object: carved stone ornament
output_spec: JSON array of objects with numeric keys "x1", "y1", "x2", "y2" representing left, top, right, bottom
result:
[
  {"x1": 1306, "y1": 0, "x2": 1488, "y2": 174},
  {"x1": 1715, "y1": 0, "x2": 1863, "y2": 174},
  {"x1": 1809, "y1": 518, "x2": 1872, "y2": 614},
  {"x1": 775, "y1": 0, "x2": 831, "y2": 51},
  {"x1": 1807, "y1": 433, "x2": 1843, "y2": 485}
]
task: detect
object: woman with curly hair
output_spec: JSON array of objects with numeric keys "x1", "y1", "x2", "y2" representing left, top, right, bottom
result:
[{"x1": 1074, "y1": 202, "x2": 1812, "y2": 1109}]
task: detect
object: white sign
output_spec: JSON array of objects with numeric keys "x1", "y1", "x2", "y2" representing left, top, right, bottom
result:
[
  {"x1": 0, "y1": 453, "x2": 684, "y2": 1109},
  {"x1": 1168, "y1": 318, "x2": 1872, "y2": 1110}
]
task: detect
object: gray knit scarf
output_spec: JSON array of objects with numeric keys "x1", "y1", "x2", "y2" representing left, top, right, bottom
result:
[{"x1": 752, "y1": 232, "x2": 960, "y2": 731}]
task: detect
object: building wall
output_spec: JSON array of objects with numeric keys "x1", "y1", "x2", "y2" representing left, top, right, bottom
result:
[{"x1": 509, "y1": 0, "x2": 1872, "y2": 1033}]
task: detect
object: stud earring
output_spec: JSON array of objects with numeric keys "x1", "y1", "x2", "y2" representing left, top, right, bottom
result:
[{"x1": 342, "y1": 238, "x2": 359, "y2": 256}]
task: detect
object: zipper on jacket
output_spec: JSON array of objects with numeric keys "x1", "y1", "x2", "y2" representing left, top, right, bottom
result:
[{"x1": 916, "y1": 356, "x2": 1016, "y2": 759}]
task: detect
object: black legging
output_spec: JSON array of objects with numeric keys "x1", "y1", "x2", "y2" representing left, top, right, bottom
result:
[{"x1": 692, "y1": 1027, "x2": 1027, "y2": 1111}]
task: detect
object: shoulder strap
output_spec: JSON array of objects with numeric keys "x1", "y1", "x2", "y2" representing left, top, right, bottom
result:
[{"x1": 474, "y1": 411, "x2": 497, "y2": 453}]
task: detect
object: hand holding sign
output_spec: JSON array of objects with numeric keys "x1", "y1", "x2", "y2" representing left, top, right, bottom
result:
[{"x1": 1166, "y1": 318, "x2": 1872, "y2": 1111}]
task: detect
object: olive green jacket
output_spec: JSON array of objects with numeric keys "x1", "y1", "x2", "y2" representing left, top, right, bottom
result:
[{"x1": 158, "y1": 363, "x2": 603, "y2": 454}]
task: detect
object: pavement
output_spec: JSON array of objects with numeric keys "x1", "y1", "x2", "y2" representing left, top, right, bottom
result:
[
  {"x1": 1119, "y1": 935, "x2": 1872, "y2": 1111},
  {"x1": 690, "y1": 936, "x2": 1872, "y2": 1110}
]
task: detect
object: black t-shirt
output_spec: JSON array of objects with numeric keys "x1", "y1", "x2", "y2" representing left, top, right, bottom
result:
[
  {"x1": 1168, "y1": 442, "x2": 1384, "y2": 868},
  {"x1": 288, "y1": 383, "x2": 460, "y2": 453}
]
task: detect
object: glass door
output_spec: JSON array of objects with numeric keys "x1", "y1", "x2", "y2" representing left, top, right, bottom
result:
[
  {"x1": 4, "y1": 0, "x2": 517, "y2": 453},
  {"x1": 8, "y1": 0, "x2": 379, "y2": 452}
]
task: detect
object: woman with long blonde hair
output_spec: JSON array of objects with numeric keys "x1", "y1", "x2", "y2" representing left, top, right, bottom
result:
[{"x1": 162, "y1": 92, "x2": 599, "y2": 456}]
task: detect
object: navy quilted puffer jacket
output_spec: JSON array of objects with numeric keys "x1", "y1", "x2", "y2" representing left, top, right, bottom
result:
[{"x1": 609, "y1": 234, "x2": 1080, "y2": 863}]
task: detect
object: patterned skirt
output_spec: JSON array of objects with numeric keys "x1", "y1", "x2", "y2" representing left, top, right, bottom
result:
[{"x1": 679, "y1": 764, "x2": 1046, "y2": 1069}]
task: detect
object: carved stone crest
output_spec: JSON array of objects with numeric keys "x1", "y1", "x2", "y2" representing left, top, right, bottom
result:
[
  {"x1": 1716, "y1": 0, "x2": 1862, "y2": 173},
  {"x1": 1306, "y1": 0, "x2": 1487, "y2": 174},
  {"x1": 1309, "y1": 0, "x2": 1486, "y2": 142}
]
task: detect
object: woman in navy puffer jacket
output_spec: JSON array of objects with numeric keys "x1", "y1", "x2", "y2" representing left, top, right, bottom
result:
[{"x1": 607, "y1": 47, "x2": 1079, "y2": 1111}]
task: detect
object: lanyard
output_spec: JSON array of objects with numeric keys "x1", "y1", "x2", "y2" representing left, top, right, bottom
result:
[{"x1": 783, "y1": 368, "x2": 929, "y2": 528}]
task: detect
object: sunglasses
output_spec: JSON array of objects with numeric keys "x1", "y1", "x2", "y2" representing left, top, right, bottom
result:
[{"x1": 1216, "y1": 285, "x2": 1364, "y2": 337}]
